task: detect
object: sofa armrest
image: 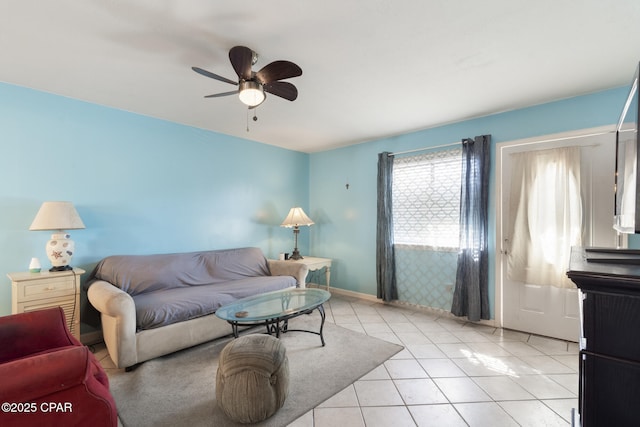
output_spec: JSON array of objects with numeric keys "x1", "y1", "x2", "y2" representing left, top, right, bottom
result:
[
  {"x1": 268, "y1": 260, "x2": 309, "y2": 288},
  {"x1": 87, "y1": 280, "x2": 138, "y2": 368},
  {"x1": 0, "y1": 307, "x2": 79, "y2": 363},
  {"x1": 1, "y1": 346, "x2": 88, "y2": 401},
  {"x1": 0, "y1": 346, "x2": 117, "y2": 427}
]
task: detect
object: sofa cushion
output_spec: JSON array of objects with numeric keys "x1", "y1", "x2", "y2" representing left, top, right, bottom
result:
[
  {"x1": 133, "y1": 275, "x2": 296, "y2": 330},
  {"x1": 90, "y1": 247, "x2": 271, "y2": 296}
]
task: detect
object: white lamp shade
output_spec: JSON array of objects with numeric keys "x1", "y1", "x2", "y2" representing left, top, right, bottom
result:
[
  {"x1": 29, "y1": 201, "x2": 85, "y2": 231},
  {"x1": 281, "y1": 207, "x2": 314, "y2": 228}
]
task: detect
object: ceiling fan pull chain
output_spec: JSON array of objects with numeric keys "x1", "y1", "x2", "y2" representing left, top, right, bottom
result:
[{"x1": 246, "y1": 108, "x2": 250, "y2": 132}]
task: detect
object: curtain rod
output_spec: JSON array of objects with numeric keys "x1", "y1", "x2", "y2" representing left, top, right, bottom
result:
[{"x1": 388, "y1": 141, "x2": 460, "y2": 157}]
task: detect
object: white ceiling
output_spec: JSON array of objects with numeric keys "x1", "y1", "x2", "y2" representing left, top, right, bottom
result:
[{"x1": 1, "y1": 1, "x2": 639, "y2": 153}]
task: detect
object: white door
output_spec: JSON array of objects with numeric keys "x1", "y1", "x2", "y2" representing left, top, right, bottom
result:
[{"x1": 496, "y1": 129, "x2": 617, "y2": 341}]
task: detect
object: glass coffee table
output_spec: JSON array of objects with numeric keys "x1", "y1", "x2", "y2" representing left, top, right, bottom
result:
[{"x1": 215, "y1": 288, "x2": 331, "y2": 346}]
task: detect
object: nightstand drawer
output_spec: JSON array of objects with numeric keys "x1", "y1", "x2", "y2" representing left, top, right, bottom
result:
[
  {"x1": 18, "y1": 276, "x2": 76, "y2": 300},
  {"x1": 8, "y1": 268, "x2": 85, "y2": 341}
]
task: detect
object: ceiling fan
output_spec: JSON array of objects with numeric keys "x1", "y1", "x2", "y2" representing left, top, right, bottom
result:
[{"x1": 192, "y1": 46, "x2": 302, "y2": 108}]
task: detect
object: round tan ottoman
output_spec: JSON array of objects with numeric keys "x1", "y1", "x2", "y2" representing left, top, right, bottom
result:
[{"x1": 216, "y1": 334, "x2": 289, "y2": 423}]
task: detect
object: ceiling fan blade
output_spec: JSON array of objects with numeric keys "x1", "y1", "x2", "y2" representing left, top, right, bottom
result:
[
  {"x1": 229, "y1": 46, "x2": 254, "y2": 80},
  {"x1": 192, "y1": 67, "x2": 238, "y2": 86},
  {"x1": 263, "y1": 81, "x2": 298, "y2": 101},
  {"x1": 204, "y1": 91, "x2": 237, "y2": 98},
  {"x1": 255, "y1": 61, "x2": 302, "y2": 83}
]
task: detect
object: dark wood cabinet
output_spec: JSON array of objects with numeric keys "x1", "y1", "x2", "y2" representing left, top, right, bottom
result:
[{"x1": 567, "y1": 247, "x2": 640, "y2": 427}]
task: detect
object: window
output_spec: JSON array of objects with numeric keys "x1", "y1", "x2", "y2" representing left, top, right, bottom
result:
[{"x1": 392, "y1": 148, "x2": 462, "y2": 248}]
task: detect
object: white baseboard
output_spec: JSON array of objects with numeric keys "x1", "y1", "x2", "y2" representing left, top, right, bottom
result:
[{"x1": 324, "y1": 286, "x2": 380, "y2": 303}]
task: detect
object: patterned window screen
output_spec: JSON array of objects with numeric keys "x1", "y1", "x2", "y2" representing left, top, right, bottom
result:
[{"x1": 392, "y1": 148, "x2": 462, "y2": 249}]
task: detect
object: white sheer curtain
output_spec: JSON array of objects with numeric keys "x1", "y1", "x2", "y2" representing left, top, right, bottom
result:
[
  {"x1": 616, "y1": 138, "x2": 637, "y2": 231},
  {"x1": 507, "y1": 146, "x2": 582, "y2": 288}
]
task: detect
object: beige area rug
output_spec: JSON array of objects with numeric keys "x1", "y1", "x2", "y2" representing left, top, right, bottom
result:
[{"x1": 108, "y1": 312, "x2": 403, "y2": 426}]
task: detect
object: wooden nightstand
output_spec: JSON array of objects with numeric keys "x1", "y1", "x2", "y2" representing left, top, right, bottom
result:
[
  {"x1": 288, "y1": 257, "x2": 332, "y2": 290},
  {"x1": 7, "y1": 268, "x2": 85, "y2": 340}
]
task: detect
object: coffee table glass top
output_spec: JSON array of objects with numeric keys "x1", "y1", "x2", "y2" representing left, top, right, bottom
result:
[{"x1": 215, "y1": 288, "x2": 330, "y2": 322}]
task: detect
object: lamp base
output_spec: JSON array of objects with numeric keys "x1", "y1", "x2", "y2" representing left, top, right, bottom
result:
[
  {"x1": 289, "y1": 249, "x2": 304, "y2": 260},
  {"x1": 49, "y1": 265, "x2": 72, "y2": 272},
  {"x1": 46, "y1": 232, "x2": 75, "y2": 271}
]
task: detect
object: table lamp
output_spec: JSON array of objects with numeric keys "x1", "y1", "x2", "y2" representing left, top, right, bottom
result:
[
  {"x1": 29, "y1": 201, "x2": 85, "y2": 271},
  {"x1": 281, "y1": 207, "x2": 314, "y2": 260}
]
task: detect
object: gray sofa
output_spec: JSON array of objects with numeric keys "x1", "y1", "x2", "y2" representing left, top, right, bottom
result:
[{"x1": 86, "y1": 247, "x2": 308, "y2": 369}]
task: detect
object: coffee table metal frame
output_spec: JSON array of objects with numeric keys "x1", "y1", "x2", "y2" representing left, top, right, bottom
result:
[{"x1": 215, "y1": 288, "x2": 331, "y2": 346}]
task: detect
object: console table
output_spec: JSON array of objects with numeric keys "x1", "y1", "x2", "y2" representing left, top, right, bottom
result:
[
  {"x1": 567, "y1": 247, "x2": 640, "y2": 427},
  {"x1": 7, "y1": 268, "x2": 85, "y2": 340},
  {"x1": 288, "y1": 257, "x2": 331, "y2": 290}
]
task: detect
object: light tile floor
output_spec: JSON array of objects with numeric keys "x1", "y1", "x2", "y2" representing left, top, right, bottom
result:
[
  {"x1": 289, "y1": 293, "x2": 578, "y2": 427},
  {"x1": 93, "y1": 292, "x2": 579, "y2": 426}
]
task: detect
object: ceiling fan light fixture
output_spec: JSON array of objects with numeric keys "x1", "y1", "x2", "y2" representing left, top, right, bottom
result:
[{"x1": 238, "y1": 80, "x2": 265, "y2": 107}]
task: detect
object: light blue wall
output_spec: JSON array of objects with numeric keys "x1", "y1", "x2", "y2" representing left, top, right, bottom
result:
[
  {"x1": 1, "y1": 81, "x2": 634, "y2": 328},
  {"x1": 0, "y1": 83, "x2": 310, "y2": 328},
  {"x1": 308, "y1": 87, "x2": 631, "y2": 317}
]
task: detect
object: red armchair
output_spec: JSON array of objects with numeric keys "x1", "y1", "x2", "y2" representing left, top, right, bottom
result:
[{"x1": 0, "y1": 307, "x2": 118, "y2": 427}]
